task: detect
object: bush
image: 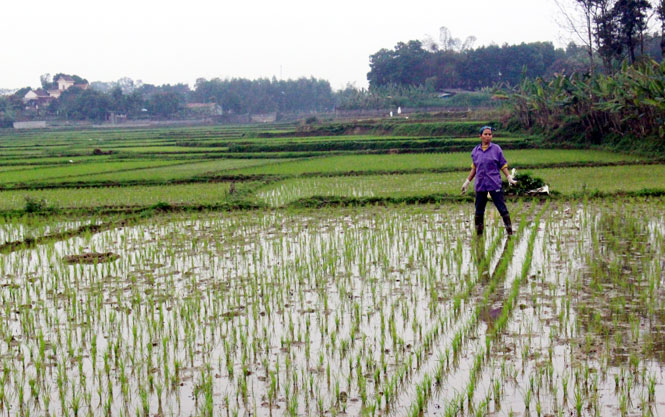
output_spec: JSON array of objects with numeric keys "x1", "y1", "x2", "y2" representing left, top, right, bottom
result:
[
  {"x1": 24, "y1": 196, "x2": 48, "y2": 213},
  {"x1": 0, "y1": 112, "x2": 14, "y2": 129}
]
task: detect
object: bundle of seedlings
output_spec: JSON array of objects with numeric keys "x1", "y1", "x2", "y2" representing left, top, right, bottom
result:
[{"x1": 503, "y1": 170, "x2": 550, "y2": 196}]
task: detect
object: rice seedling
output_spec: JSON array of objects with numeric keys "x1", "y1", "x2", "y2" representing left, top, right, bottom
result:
[{"x1": 0, "y1": 156, "x2": 663, "y2": 417}]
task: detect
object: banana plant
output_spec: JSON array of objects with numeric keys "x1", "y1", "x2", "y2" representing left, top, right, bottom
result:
[{"x1": 505, "y1": 58, "x2": 665, "y2": 141}]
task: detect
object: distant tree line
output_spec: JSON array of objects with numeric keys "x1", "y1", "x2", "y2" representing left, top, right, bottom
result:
[
  {"x1": 367, "y1": 32, "x2": 663, "y2": 90},
  {"x1": 333, "y1": 84, "x2": 499, "y2": 110},
  {"x1": 368, "y1": 40, "x2": 562, "y2": 90},
  {"x1": 191, "y1": 77, "x2": 334, "y2": 114},
  {"x1": 0, "y1": 76, "x2": 336, "y2": 126}
]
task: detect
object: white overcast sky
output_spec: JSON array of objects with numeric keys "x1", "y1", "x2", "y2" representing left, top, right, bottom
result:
[{"x1": 2, "y1": 0, "x2": 567, "y2": 91}]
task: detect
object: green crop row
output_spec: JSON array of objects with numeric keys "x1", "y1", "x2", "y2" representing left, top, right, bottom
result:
[
  {"x1": 256, "y1": 120, "x2": 493, "y2": 138},
  {"x1": 0, "y1": 123, "x2": 295, "y2": 147},
  {"x1": 0, "y1": 159, "x2": 187, "y2": 185},
  {"x1": 255, "y1": 163, "x2": 665, "y2": 206},
  {"x1": 225, "y1": 138, "x2": 532, "y2": 153},
  {"x1": 231, "y1": 149, "x2": 648, "y2": 177},
  {"x1": 531, "y1": 164, "x2": 662, "y2": 194},
  {"x1": 0, "y1": 182, "x2": 239, "y2": 211},
  {"x1": 53, "y1": 158, "x2": 288, "y2": 184},
  {"x1": 103, "y1": 146, "x2": 228, "y2": 154},
  {"x1": 175, "y1": 135, "x2": 521, "y2": 148}
]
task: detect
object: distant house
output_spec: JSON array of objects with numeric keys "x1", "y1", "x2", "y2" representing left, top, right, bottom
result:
[
  {"x1": 56, "y1": 75, "x2": 75, "y2": 91},
  {"x1": 23, "y1": 88, "x2": 54, "y2": 106},
  {"x1": 106, "y1": 111, "x2": 127, "y2": 124},
  {"x1": 23, "y1": 90, "x2": 42, "y2": 101},
  {"x1": 22, "y1": 74, "x2": 90, "y2": 107},
  {"x1": 185, "y1": 103, "x2": 223, "y2": 116},
  {"x1": 14, "y1": 121, "x2": 47, "y2": 129},
  {"x1": 56, "y1": 75, "x2": 89, "y2": 92}
]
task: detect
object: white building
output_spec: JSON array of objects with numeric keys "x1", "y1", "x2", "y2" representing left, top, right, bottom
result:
[{"x1": 56, "y1": 75, "x2": 75, "y2": 91}]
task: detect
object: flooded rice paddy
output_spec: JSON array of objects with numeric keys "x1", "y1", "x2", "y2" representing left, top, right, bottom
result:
[{"x1": 0, "y1": 198, "x2": 664, "y2": 416}]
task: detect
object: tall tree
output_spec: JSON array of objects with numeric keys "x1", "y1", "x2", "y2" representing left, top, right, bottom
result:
[
  {"x1": 367, "y1": 41, "x2": 430, "y2": 87},
  {"x1": 555, "y1": 0, "x2": 599, "y2": 72},
  {"x1": 656, "y1": 0, "x2": 665, "y2": 57},
  {"x1": 40, "y1": 73, "x2": 52, "y2": 89},
  {"x1": 594, "y1": 0, "x2": 651, "y2": 67},
  {"x1": 147, "y1": 92, "x2": 183, "y2": 118},
  {"x1": 595, "y1": 1, "x2": 623, "y2": 69},
  {"x1": 613, "y1": 0, "x2": 651, "y2": 62},
  {"x1": 439, "y1": 27, "x2": 461, "y2": 51}
]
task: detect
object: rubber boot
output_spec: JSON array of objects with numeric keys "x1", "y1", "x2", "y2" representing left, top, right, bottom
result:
[
  {"x1": 474, "y1": 214, "x2": 484, "y2": 236},
  {"x1": 502, "y1": 214, "x2": 513, "y2": 236}
]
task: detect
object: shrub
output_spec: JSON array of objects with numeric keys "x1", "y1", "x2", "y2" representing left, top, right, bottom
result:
[{"x1": 24, "y1": 196, "x2": 48, "y2": 213}]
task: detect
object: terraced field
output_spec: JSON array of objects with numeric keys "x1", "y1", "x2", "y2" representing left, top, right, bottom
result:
[{"x1": 0, "y1": 121, "x2": 663, "y2": 416}]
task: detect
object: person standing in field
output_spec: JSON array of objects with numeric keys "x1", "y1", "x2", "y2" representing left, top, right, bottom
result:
[{"x1": 461, "y1": 126, "x2": 517, "y2": 236}]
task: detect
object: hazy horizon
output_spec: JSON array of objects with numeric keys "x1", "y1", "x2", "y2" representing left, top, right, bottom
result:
[{"x1": 4, "y1": 0, "x2": 577, "y2": 92}]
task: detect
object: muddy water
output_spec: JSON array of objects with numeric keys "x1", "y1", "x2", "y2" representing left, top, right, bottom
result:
[
  {"x1": 426, "y1": 199, "x2": 665, "y2": 416},
  {"x1": 0, "y1": 200, "x2": 664, "y2": 416}
]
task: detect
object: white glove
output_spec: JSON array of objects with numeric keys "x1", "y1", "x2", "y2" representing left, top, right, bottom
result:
[
  {"x1": 461, "y1": 179, "x2": 470, "y2": 193},
  {"x1": 507, "y1": 175, "x2": 517, "y2": 186}
]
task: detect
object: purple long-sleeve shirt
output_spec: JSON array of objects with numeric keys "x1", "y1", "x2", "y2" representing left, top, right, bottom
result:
[{"x1": 471, "y1": 143, "x2": 508, "y2": 192}]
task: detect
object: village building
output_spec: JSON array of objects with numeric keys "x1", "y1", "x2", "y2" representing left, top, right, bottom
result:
[
  {"x1": 56, "y1": 75, "x2": 76, "y2": 91},
  {"x1": 185, "y1": 102, "x2": 223, "y2": 116},
  {"x1": 22, "y1": 89, "x2": 54, "y2": 107},
  {"x1": 55, "y1": 75, "x2": 89, "y2": 91},
  {"x1": 23, "y1": 74, "x2": 89, "y2": 107}
]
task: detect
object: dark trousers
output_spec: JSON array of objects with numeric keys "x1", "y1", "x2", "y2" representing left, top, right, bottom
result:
[{"x1": 475, "y1": 190, "x2": 509, "y2": 217}]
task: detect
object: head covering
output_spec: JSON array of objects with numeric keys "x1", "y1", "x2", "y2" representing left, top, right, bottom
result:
[{"x1": 479, "y1": 125, "x2": 494, "y2": 134}]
